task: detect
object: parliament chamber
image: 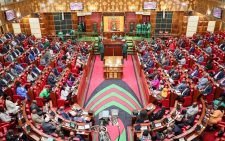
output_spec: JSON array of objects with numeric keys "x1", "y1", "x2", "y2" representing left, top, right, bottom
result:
[{"x1": 0, "y1": 0, "x2": 225, "y2": 141}]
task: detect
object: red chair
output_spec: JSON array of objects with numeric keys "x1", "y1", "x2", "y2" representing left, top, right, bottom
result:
[
  {"x1": 183, "y1": 90, "x2": 193, "y2": 107},
  {"x1": 161, "y1": 92, "x2": 171, "y2": 108},
  {"x1": 203, "y1": 85, "x2": 216, "y2": 104},
  {"x1": 57, "y1": 99, "x2": 66, "y2": 108},
  {"x1": 13, "y1": 95, "x2": 24, "y2": 103},
  {"x1": 36, "y1": 97, "x2": 45, "y2": 107}
]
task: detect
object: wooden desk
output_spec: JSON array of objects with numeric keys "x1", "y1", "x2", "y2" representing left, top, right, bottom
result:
[
  {"x1": 19, "y1": 100, "x2": 63, "y2": 141},
  {"x1": 103, "y1": 39, "x2": 124, "y2": 56},
  {"x1": 104, "y1": 56, "x2": 123, "y2": 79},
  {"x1": 103, "y1": 32, "x2": 125, "y2": 39},
  {"x1": 173, "y1": 98, "x2": 207, "y2": 140},
  {"x1": 49, "y1": 101, "x2": 93, "y2": 140},
  {"x1": 133, "y1": 101, "x2": 178, "y2": 141}
]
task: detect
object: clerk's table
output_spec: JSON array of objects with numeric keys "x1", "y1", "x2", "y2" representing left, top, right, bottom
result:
[
  {"x1": 104, "y1": 56, "x2": 123, "y2": 79},
  {"x1": 102, "y1": 39, "x2": 125, "y2": 56}
]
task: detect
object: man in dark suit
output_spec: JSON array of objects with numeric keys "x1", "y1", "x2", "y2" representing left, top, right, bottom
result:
[
  {"x1": 16, "y1": 46, "x2": 24, "y2": 53},
  {"x1": 178, "y1": 114, "x2": 196, "y2": 128},
  {"x1": 32, "y1": 65, "x2": 41, "y2": 75},
  {"x1": 189, "y1": 44, "x2": 195, "y2": 54},
  {"x1": 30, "y1": 100, "x2": 43, "y2": 116},
  {"x1": 99, "y1": 41, "x2": 104, "y2": 61},
  {"x1": 181, "y1": 87, "x2": 191, "y2": 97},
  {"x1": 171, "y1": 69, "x2": 180, "y2": 80},
  {"x1": 170, "y1": 123, "x2": 182, "y2": 136},
  {"x1": 4, "y1": 71, "x2": 15, "y2": 83},
  {"x1": 214, "y1": 68, "x2": 224, "y2": 81},
  {"x1": 175, "y1": 80, "x2": 187, "y2": 92},
  {"x1": 153, "y1": 103, "x2": 166, "y2": 121},
  {"x1": 0, "y1": 77, "x2": 8, "y2": 87},
  {"x1": 1, "y1": 45, "x2": 10, "y2": 54},
  {"x1": 136, "y1": 109, "x2": 148, "y2": 123},
  {"x1": 201, "y1": 82, "x2": 213, "y2": 95},
  {"x1": 11, "y1": 50, "x2": 19, "y2": 58},
  {"x1": 189, "y1": 66, "x2": 199, "y2": 79},
  {"x1": 5, "y1": 54, "x2": 15, "y2": 62},
  {"x1": 219, "y1": 42, "x2": 225, "y2": 51},
  {"x1": 122, "y1": 42, "x2": 128, "y2": 60},
  {"x1": 42, "y1": 115, "x2": 56, "y2": 135},
  {"x1": 47, "y1": 72, "x2": 57, "y2": 87}
]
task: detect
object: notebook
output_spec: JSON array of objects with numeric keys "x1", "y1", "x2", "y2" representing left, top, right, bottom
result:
[
  {"x1": 141, "y1": 126, "x2": 148, "y2": 131},
  {"x1": 155, "y1": 123, "x2": 162, "y2": 128},
  {"x1": 84, "y1": 124, "x2": 90, "y2": 129},
  {"x1": 78, "y1": 126, "x2": 85, "y2": 130}
]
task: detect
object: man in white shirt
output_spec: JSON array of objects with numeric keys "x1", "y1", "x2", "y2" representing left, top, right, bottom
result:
[
  {"x1": 5, "y1": 96, "x2": 20, "y2": 114},
  {"x1": 186, "y1": 102, "x2": 198, "y2": 118},
  {"x1": 60, "y1": 86, "x2": 70, "y2": 100},
  {"x1": 27, "y1": 71, "x2": 37, "y2": 83},
  {"x1": 179, "y1": 56, "x2": 186, "y2": 65},
  {"x1": 0, "y1": 108, "x2": 11, "y2": 122}
]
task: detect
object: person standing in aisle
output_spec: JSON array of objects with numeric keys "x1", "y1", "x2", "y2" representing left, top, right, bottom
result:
[
  {"x1": 99, "y1": 41, "x2": 104, "y2": 61},
  {"x1": 122, "y1": 41, "x2": 128, "y2": 61}
]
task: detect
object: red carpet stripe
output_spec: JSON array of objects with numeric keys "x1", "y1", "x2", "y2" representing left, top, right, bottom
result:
[
  {"x1": 123, "y1": 55, "x2": 141, "y2": 103},
  {"x1": 85, "y1": 55, "x2": 104, "y2": 103},
  {"x1": 107, "y1": 118, "x2": 125, "y2": 141}
]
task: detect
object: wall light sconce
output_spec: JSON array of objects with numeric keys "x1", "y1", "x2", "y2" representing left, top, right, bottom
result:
[
  {"x1": 40, "y1": 3, "x2": 46, "y2": 9},
  {"x1": 162, "y1": 5, "x2": 167, "y2": 19},
  {"x1": 181, "y1": 2, "x2": 187, "y2": 7},
  {"x1": 16, "y1": 11, "x2": 21, "y2": 19},
  {"x1": 129, "y1": 5, "x2": 136, "y2": 11},
  {"x1": 48, "y1": 0, "x2": 54, "y2": 4},
  {"x1": 89, "y1": 5, "x2": 97, "y2": 11},
  {"x1": 206, "y1": 9, "x2": 211, "y2": 15}
]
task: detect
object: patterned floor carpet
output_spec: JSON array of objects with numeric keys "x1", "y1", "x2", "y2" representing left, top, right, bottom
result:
[{"x1": 85, "y1": 80, "x2": 142, "y2": 141}]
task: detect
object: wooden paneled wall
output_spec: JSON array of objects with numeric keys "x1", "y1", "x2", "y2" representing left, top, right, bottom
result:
[{"x1": 5, "y1": 11, "x2": 223, "y2": 37}]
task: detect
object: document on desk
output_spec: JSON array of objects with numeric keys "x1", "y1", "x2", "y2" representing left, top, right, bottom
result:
[
  {"x1": 77, "y1": 131, "x2": 85, "y2": 134},
  {"x1": 82, "y1": 111, "x2": 88, "y2": 115},
  {"x1": 85, "y1": 116, "x2": 91, "y2": 121},
  {"x1": 179, "y1": 138, "x2": 185, "y2": 141},
  {"x1": 141, "y1": 126, "x2": 148, "y2": 131},
  {"x1": 47, "y1": 138, "x2": 54, "y2": 141},
  {"x1": 146, "y1": 105, "x2": 154, "y2": 111},
  {"x1": 155, "y1": 123, "x2": 162, "y2": 128},
  {"x1": 78, "y1": 125, "x2": 85, "y2": 130},
  {"x1": 69, "y1": 111, "x2": 76, "y2": 116},
  {"x1": 84, "y1": 124, "x2": 90, "y2": 129}
]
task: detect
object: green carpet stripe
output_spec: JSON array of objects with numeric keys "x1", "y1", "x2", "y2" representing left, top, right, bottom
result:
[
  {"x1": 94, "y1": 101, "x2": 132, "y2": 115},
  {"x1": 90, "y1": 92, "x2": 136, "y2": 110},
  {"x1": 114, "y1": 128, "x2": 127, "y2": 141},
  {"x1": 129, "y1": 127, "x2": 133, "y2": 141},
  {"x1": 86, "y1": 84, "x2": 141, "y2": 108},
  {"x1": 93, "y1": 132, "x2": 97, "y2": 141}
]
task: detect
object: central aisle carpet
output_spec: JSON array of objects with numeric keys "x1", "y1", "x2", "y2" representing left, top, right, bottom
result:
[{"x1": 84, "y1": 55, "x2": 143, "y2": 141}]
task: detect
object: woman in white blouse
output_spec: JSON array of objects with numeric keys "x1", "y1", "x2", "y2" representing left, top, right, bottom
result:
[{"x1": 5, "y1": 96, "x2": 20, "y2": 114}]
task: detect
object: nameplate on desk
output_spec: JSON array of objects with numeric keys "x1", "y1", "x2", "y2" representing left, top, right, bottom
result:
[
  {"x1": 146, "y1": 105, "x2": 154, "y2": 111},
  {"x1": 77, "y1": 131, "x2": 85, "y2": 135},
  {"x1": 69, "y1": 111, "x2": 76, "y2": 116},
  {"x1": 179, "y1": 138, "x2": 185, "y2": 141},
  {"x1": 141, "y1": 126, "x2": 148, "y2": 131},
  {"x1": 84, "y1": 117, "x2": 91, "y2": 121},
  {"x1": 78, "y1": 126, "x2": 85, "y2": 130},
  {"x1": 84, "y1": 124, "x2": 90, "y2": 129},
  {"x1": 155, "y1": 123, "x2": 162, "y2": 128},
  {"x1": 82, "y1": 111, "x2": 88, "y2": 115}
]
